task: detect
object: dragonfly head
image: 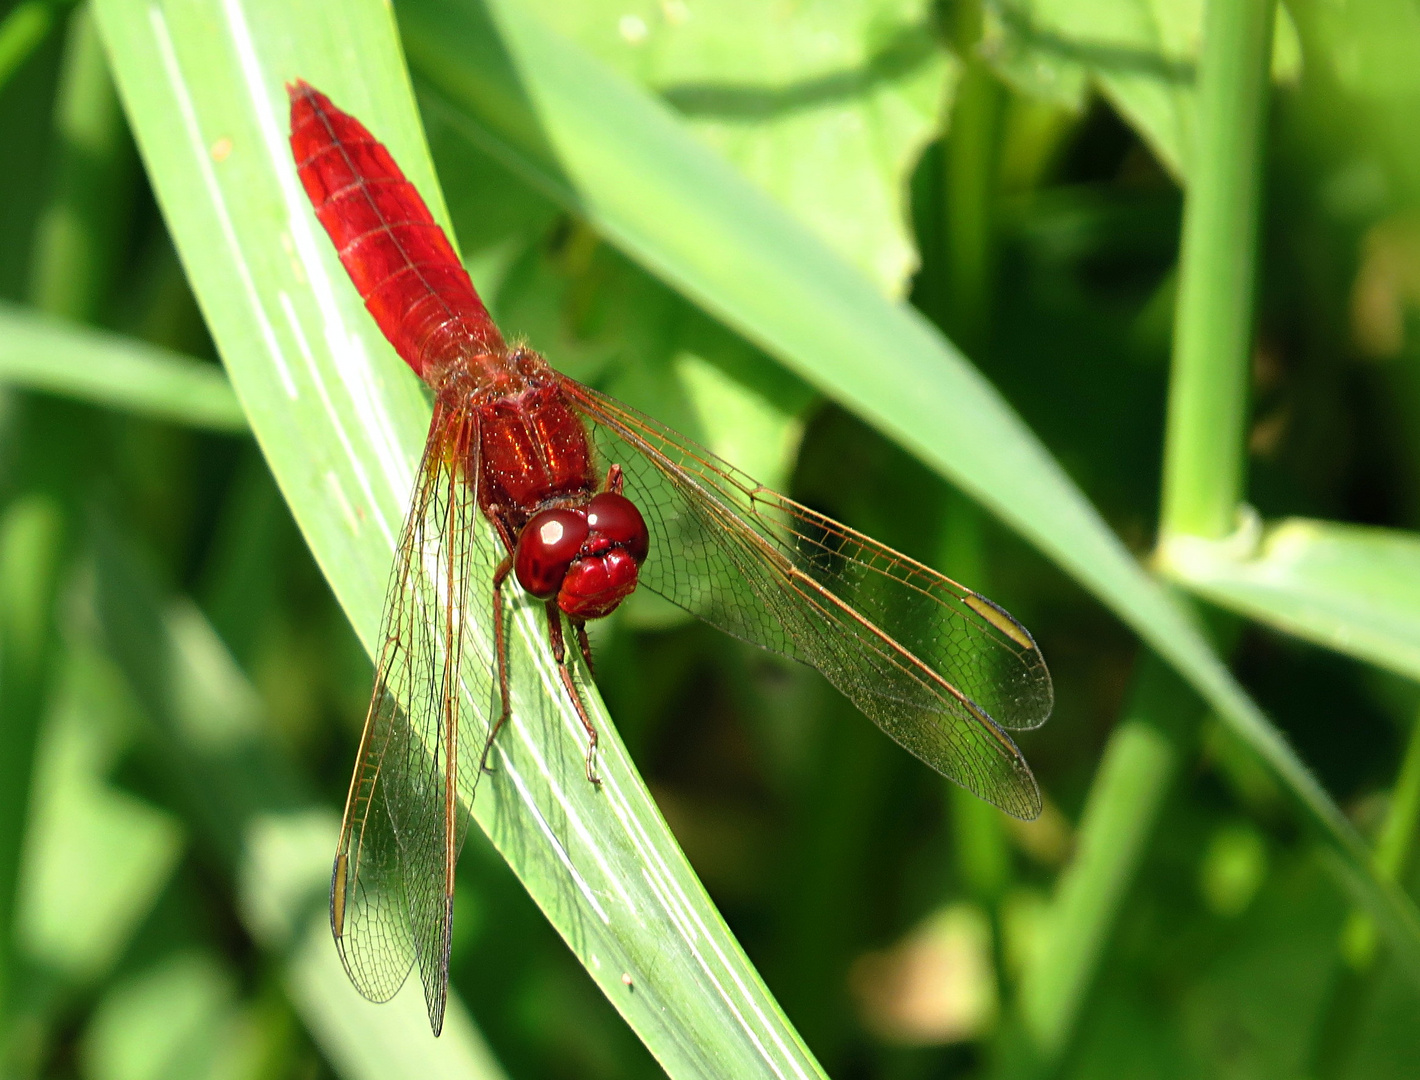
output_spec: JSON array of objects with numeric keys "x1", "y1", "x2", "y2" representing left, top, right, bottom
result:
[{"x1": 514, "y1": 492, "x2": 649, "y2": 620}]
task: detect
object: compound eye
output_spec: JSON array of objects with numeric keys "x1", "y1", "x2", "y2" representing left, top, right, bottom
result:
[
  {"x1": 514, "y1": 508, "x2": 589, "y2": 599},
  {"x1": 585, "y1": 492, "x2": 649, "y2": 563}
]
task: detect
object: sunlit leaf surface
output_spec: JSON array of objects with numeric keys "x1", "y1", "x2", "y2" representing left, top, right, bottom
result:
[{"x1": 528, "y1": 0, "x2": 954, "y2": 296}]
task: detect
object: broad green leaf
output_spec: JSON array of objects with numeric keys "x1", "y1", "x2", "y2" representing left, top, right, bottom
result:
[
  {"x1": 1161, "y1": 517, "x2": 1420, "y2": 682},
  {"x1": 91, "y1": 0, "x2": 825, "y2": 1077},
  {"x1": 980, "y1": 0, "x2": 1300, "y2": 180},
  {"x1": 0, "y1": 302, "x2": 246, "y2": 431},
  {"x1": 400, "y1": 0, "x2": 1420, "y2": 978},
  {"x1": 524, "y1": 0, "x2": 953, "y2": 296}
]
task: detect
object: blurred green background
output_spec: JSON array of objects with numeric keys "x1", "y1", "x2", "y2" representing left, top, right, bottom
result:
[{"x1": 2, "y1": 0, "x2": 1419, "y2": 1078}]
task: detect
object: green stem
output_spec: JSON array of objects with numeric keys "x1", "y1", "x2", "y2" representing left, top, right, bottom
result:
[
  {"x1": 0, "y1": 497, "x2": 67, "y2": 1046},
  {"x1": 1374, "y1": 709, "x2": 1420, "y2": 886},
  {"x1": 772, "y1": 687, "x2": 895, "y2": 1066},
  {"x1": 1159, "y1": 0, "x2": 1276, "y2": 541},
  {"x1": 939, "y1": 491, "x2": 1011, "y2": 1025},
  {"x1": 1018, "y1": 656, "x2": 1201, "y2": 1064}
]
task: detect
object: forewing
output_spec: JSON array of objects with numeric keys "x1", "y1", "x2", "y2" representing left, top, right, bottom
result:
[
  {"x1": 561, "y1": 379, "x2": 1050, "y2": 819},
  {"x1": 330, "y1": 404, "x2": 494, "y2": 1034}
]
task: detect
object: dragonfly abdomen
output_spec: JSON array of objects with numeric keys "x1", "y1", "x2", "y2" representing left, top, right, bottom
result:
[{"x1": 288, "y1": 80, "x2": 503, "y2": 382}]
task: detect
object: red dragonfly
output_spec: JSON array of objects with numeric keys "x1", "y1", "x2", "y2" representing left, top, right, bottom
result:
[{"x1": 289, "y1": 80, "x2": 1051, "y2": 1035}]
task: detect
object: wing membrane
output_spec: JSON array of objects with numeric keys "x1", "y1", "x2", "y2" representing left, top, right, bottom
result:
[
  {"x1": 561, "y1": 378, "x2": 1050, "y2": 819},
  {"x1": 330, "y1": 402, "x2": 494, "y2": 1034}
]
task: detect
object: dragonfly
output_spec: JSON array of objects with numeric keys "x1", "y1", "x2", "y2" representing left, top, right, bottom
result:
[{"x1": 289, "y1": 80, "x2": 1052, "y2": 1036}]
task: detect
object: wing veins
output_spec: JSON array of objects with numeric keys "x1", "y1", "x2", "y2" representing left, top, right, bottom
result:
[{"x1": 562, "y1": 380, "x2": 1045, "y2": 794}]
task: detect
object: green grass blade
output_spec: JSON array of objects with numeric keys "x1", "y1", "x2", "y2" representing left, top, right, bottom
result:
[
  {"x1": 1018, "y1": 656, "x2": 1199, "y2": 1060},
  {"x1": 0, "y1": 495, "x2": 67, "y2": 1030},
  {"x1": 1165, "y1": 519, "x2": 1420, "y2": 682},
  {"x1": 0, "y1": 302, "x2": 246, "y2": 430},
  {"x1": 90, "y1": 1, "x2": 825, "y2": 1076},
  {"x1": 401, "y1": 0, "x2": 1420, "y2": 980}
]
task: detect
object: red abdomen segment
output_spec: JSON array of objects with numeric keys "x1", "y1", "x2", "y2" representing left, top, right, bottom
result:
[{"x1": 288, "y1": 81, "x2": 503, "y2": 382}]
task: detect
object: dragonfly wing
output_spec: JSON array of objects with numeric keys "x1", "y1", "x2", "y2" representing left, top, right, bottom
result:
[
  {"x1": 331, "y1": 404, "x2": 493, "y2": 1034},
  {"x1": 562, "y1": 379, "x2": 1049, "y2": 820}
]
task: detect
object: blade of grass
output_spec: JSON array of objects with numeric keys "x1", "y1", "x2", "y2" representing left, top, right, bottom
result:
[
  {"x1": 86, "y1": 518, "x2": 508, "y2": 1080},
  {"x1": 91, "y1": 0, "x2": 827, "y2": 1075},
  {"x1": 1342, "y1": 703, "x2": 1420, "y2": 965},
  {"x1": 1164, "y1": 518, "x2": 1420, "y2": 683},
  {"x1": 400, "y1": 0, "x2": 1420, "y2": 981},
  {"x1": 0, "y1": 302, "x2": 246, "y2": 431},
  {"x1": 1018, "y1": 655, "x2": 1201, "y2": 1063},
  {"x1": 27, "y1": 2, "x2": 136, "y2": 322},
  {"x1": 0, "y1": 496, "x2": 67, "y2": 1043}
]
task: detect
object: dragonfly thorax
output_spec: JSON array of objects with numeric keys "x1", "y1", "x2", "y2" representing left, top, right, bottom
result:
[{"x1": 476, "y1": 380, "x2": 596, "y2": 517}]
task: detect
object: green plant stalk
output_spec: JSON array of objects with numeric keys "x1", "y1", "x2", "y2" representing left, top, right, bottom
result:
[
  {"x1": 1019, "y1": 656, "x2": 1200, "y2": 1063},
  {"x1": 0, "y1": 497, "x2": 66, "y2": 1039},
  {"x1": 1159, "y1": 0, "x2": 1276, "y2": 541},
  {"x1": 28, "y1": 3, "x2": 135, "y2": 321},
  {"x1": 1374, "y1": 709, "x2": 1420, "y2": 886},
  {"x1": 940, "y1": 497, "x2": 1010, "y2": 999}
]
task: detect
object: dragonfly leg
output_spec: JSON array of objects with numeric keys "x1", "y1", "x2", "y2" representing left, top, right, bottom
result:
[
  {"x1": 602, "y1": 462, "x2": 623, "y2": 495},
  {"x1": 545, "y1": 601, "x2": 601, "y2": 786},
  {"x1": 480, "y1": 552, "x2": 515, "y2": 775},
  {"x1": 573, "y1": 620, "x2": 594, "y2": 675}
]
